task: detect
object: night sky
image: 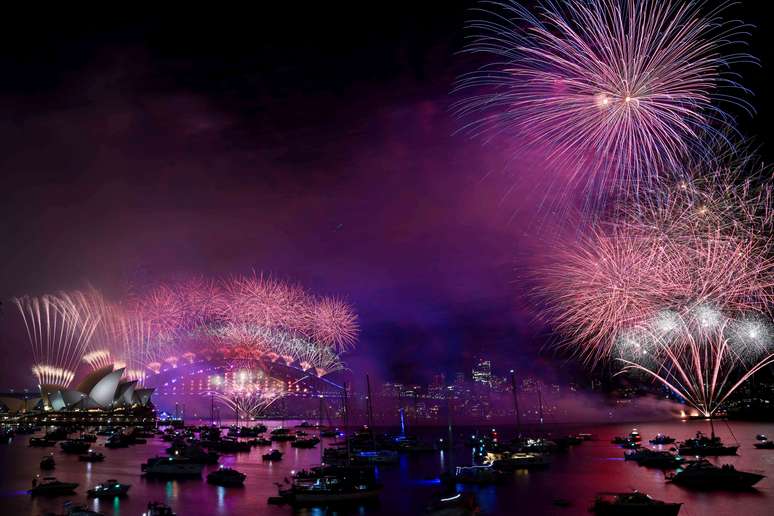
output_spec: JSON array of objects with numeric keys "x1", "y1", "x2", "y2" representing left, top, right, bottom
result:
[{"x1": 1, "y1": 2, "x2": 773, "y2": 388}]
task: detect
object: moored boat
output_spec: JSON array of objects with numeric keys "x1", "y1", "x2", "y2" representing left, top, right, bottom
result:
[
  {"x1": 678, "y1": 432, "x2": 738, "y2": 456},
  {"x1": 29, "y1": 477, "x2": 78, "y2": 496},
  {"x1": 78, "y1": 450, "x2": 105, "y2": 462},
  {"x1": 292, "y1": 436, "x2": 321, "y2": 448},
  {"x1": 60, "y1": 439, "x2": 91, "y2": 454},
  {"x1": 262, "y1": 449, "x2": 283, "y2": 461},
  {"x1": 667, "y1": 460, "x2": 764, "y2": 490},
  {"x1": 452, "y1": 464, "x2": 506, "y2": 484},
  {"x1": 87, "y1": 479, "x2": 131, "y2": 498},
  {"x1": 649, "y1": 434, "x2": 676, "y2": 445},
  {"x1": 273, "y1": 465, "x2": 382, "y2": 505},
  {"x1": 754, "y1": 440, "x2": 774, "y2": 449},
  {"x1": 591, "y1": 491, "x2": 681, "y2": 516},
  {"x1": 141, "y1": 456, "x2": 204, "y2": 478},
  {"x1": 207, "y1": 466, "x2": 246, "y2": 487}
]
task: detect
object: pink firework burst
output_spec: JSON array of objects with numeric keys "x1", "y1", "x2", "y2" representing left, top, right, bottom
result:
[
  {"x1": 538, "y1": 160, "x2": 774, "y2": 365},
  {"x1": 312, "y1": 296, "x2": 359, "y2": 351},
  {"x1": 454, "y1": 0, "x2": 754, "y2": 203}
]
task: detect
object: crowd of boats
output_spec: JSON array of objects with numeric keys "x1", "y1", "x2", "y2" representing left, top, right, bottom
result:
[{"x1": 2, "y1": 419, "x2": 774, "y2": 515}]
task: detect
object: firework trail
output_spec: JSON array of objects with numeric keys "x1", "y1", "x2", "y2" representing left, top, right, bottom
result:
[
  {"x1": 537, "y1": 154, "x2": 774, "y2": 413},
  {"x1": 454, "y1": 0, "x2": 754, "y2": 205},
  {"x1": 615, "y1": 307, "x2": 774, "y2": 417},
  {"x1": 13, "y1": 291, "x2": 101, "y2": 387},
  {"x1": 312, "y1": 296, "x2": 359, "y2": 352}
]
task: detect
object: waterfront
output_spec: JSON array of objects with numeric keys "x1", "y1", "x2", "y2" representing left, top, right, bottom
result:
[{"x1": 0, "y1": 419, "x2": 772, "y2": 515}]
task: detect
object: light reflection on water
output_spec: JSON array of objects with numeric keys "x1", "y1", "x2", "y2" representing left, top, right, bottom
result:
[{"x1": 2, "y1": 419, "x2": 774, "y2": 515}]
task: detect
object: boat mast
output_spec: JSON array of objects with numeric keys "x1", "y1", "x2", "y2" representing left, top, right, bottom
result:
[
  {"x1": 342, "y1": 381, "x2": 351, "y2": 463},
  {"x1": 366, "y1": 374, "x2": 376, "y2": 448},
  {"x1": 510, "y1": 370, "x2": 521, "y2": 437}
]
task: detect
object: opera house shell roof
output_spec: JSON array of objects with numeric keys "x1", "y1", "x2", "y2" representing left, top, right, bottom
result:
[{"x1": 1, "y1": 365, "x2": 154, "y2": 412}]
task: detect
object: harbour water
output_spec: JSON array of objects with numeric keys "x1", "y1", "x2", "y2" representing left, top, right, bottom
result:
[{"x1": 1, "y1": 419, "x2": 773, "y2": 515}]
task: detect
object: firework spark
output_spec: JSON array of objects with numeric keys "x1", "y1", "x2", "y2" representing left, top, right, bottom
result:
[
  {"x1": 538, "y1": 166, "x2": 774, "y2": 363},
  {"x1": 615, "y1": 307, "x2": 774, "y2": 417},
  {"x1": 14, "y1": 291, "x2": 101, "y2": 387},
  {"x1": 454, "y1": 0, "x2": 754, "y2": 203}
]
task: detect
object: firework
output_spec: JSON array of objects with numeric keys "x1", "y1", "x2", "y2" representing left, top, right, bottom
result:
[
  {"x1": 538, "y1": 165, "x2": 774, "y2": 363},
  {"x1": 454, "y1": 0, "x2": 753, "y2": 202},
  {"x1": 312, "y1": 296, "x2": 359, "y2": 352},
  {"x1": 614, "y1": 307, "x2": 774, "y2": 417},
  {"x1": 14, "y1": 291, "x2": 101, "y2": 387}
]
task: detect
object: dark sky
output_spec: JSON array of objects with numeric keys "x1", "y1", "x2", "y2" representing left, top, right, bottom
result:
[{"x1": 1, "y1": 2, "x2": 773, "y2": 387}]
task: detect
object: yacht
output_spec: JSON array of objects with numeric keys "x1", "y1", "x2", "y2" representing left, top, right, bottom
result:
[
  {"x1": 292, "y1": 436, "x2": 321, "y2": 448},
  {"x1": 649, "y1": 434, "x2": 676, "y2": 445},
  {"x1": 29, "y1": 477, "x2": 78, "y2": 496},
  {"x1": 667, "y1": 460, "x2": 764, "y2": 489},
  {"x1": 591, "y1": 492, "x2": 681, "y2": 515},
  {"x1": 274, "y1": 465, "x2": 382, "y2": 505},
  {"x1": 270, "y1": 428, "x2": 297, "y2": 442},
  {"x1": 484, "y1": 450, "x2": 550, "y2": 470},
  {"x1": 87, "y1": 480, "x2": 131, "y2": 498},
  {"x1": 678, "y1": 432, "x2": 738, "y2": 456},
  {"x1": 754, "y1": 440, "x2": 774, "y2": 449},
  {"x1": 262, "y1": 449, "x2": 283, "y2": 461},
  {"x1": 60, "y1": 439, "x2": 91, "y2": 454},
  {"x1": 79, "y1": 450, "x2": 105, "y2": 462},
  {"x1": 141, "y1": 456, "x2": 204, "y2": 478},
  {"x1": 452, "y1": 464, "x2": 507, "y2": 484},
  {"x1": 207, "y1": 466, "x2": 247, "y2": 487}
]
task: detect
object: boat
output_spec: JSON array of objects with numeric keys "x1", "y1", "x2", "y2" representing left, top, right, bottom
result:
[
  {"x1": 253, "y1": 437, "x2": 272, "y2": 446},
  {"x1": 637, "y1": 452, "x2": 685, "y2": 470},
  {"x1": 87, "y1": 479, "x2": 131, "y2": 498},
  {"x1": 61, "y1": 502, "x2": 105, "y2": 515},
  {"x1": 755, "y1": 434, "x2": 767, "y2": 441},
  {"x1": 426, "y1": 490, "x2": 479, "y2": 515},
  {"x1": 60, "y1": 439, "x2": 91, "y2": 454},
  {"x1": 649, "y1": 434, "x2": 676, "y2": 445},
  {"x1": 29, "y1": 437, "x2": 55, "y2": 447},
  {"x1": 79, "y1": 450, "x2": 105, "y2": 462},
  {"x1": 591, "y1": 491, "x2": 681, "y2": 516},
  {"x1": 452, "y1": 464, "x2": 507, "y2": 485},
  {"x1": 667, "y1": 460, "x2": 764, "y2": 489},
  {"x1": 262, "y1": 449, "x2": 283, "y2": 461},
  {"x1": 40, "y1": 454, "x2": 56, "y2": 470},
  {"x1": 274, "y1": 465, "x2": 382, "y2": 505},
  {"x1": 270, "y1": 428, "x2": 297, "y2": 442},
  {"x1": 678, "y1": 432, "x2": 738, "y2": 456},
  {"x1": 141, "y1": 456, "x2": 204, "y2": 478},
  {"x1": 207, "y1": 466, "x2": 246, "y2": 487},
  {"x1": 353, "y1": 449, "x2": 400, "y2": 464},
  {"x1": 578, "y1": 433, "x2": 593, "y2": 441},
  {"x1": 143, "y1": 502, "x2": 176, "y2": 516},
  {"x1": 79, "y1": 433, "x2": 98, "y2": 442},
  {"x1": 170, "y1": 444, "x2": 219, "y2": 464},
  {"x1": 207, "y1": 437, "x2": 251, "y2": 453},
  {"x1": 320, "y1": 429, "x2": 338, "y2": 438},
  {"x1": 291, "y1": 436, "x2": 321, "y2": 448},
  {"x1": 754, "y1": 440, "x2": 774, "y2": 449},
  {"x1": 105, "y1": 434, "x2": 130, "y2": 449},
  {"x1": 484, "y1": 451, "x2": 550, "y2": 470},
  {"x1": 29, "y1": 477, "x2": 78, "y2": 496}
]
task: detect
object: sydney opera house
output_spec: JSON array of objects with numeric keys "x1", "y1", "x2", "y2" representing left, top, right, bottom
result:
[{"x1": 0, "y1": 365, "x2": 155, "y2": 426}]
